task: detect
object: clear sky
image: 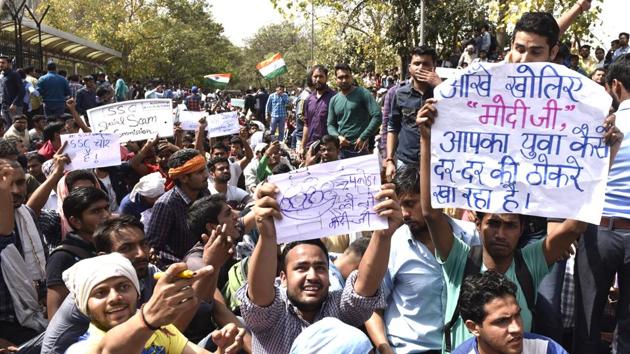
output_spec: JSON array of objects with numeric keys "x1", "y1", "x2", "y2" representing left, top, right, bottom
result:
[
  {"x1": 593, "y1": 0, "x2": 626, "y2": 48},
  {"x1": 209, "y1": 0, "x2": 626, "y2": 49},
  {"x1": 210, "y1": 0, "x2": 284, "y2": 47}
]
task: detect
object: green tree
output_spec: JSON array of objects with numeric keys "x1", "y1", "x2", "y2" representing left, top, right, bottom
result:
[{"x1": 39, "y1": 0, "x2": 240, "y2": 85}]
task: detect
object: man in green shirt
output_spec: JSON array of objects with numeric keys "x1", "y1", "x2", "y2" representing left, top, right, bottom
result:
[{"x1": 327, "y1": 63, "x2": 382, "y2": 159}]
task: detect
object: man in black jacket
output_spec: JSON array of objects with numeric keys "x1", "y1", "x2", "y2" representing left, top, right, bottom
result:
[{"x1": 0, "y1": 55, "x2": 25, "y2": 131}]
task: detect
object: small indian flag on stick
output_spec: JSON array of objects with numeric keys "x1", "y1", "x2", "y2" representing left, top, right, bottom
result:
[
  {"x1": 204, "y1": 73, "x2": 231, "y2": 87},
  {"x1": 256, "y1": 53, "x2": 288, "y2": 80}
]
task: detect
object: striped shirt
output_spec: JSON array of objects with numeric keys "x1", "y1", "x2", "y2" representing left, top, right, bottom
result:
[
  {"x1": 145, "y1": 186, "x2": 208, "y2": 268},
  {"x1": 237, "y1": 270, "x2": 385, "y2": 354},
  {"x1": 603, "y1": 99, "x2": 630, "y2": 219}
]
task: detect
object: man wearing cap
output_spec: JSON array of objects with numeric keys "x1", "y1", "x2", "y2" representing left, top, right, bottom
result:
[
  {"x1": 0, "y1": 55, "x2": 25, "y2": 131},
  {"x1": 146, "y1": 148, "x2": 210, "y2": 268},
  {"x1": 63, "y1": 254, "x2": 241, "y2": 353},
  {"x1": 185, "y1": 86, "x2": 203, "y2": 111}
]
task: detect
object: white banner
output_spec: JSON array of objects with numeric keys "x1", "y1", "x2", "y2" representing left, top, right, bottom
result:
[
  {"x1": 87, "y1": 99, "x2": 174, "y2": 141},
  {"x1": 60, "y1": 133, "x2": 121, "y2": 171},
  {"x1": 267, "y1": 154, "x2": 388, "y2": 244},
  {"x1": 177, "y1": 110, "x2": 207, "y2": 131},
  {"x1": 432, "y1": 62, "x2": 611, "y2": 224},
  {"x1": 206, "y1": 112, "x2": 240, "y2": 138}
]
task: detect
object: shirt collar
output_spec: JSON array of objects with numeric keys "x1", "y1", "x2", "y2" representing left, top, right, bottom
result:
[
  {"x1": 174, "y1": 185, "x2": 193, "y2": 205},
  {"x1": 618, "y1": 99, "x2": 630, "y2": 112}
]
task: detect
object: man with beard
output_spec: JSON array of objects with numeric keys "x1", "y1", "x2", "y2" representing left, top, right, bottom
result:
[
  {"x1": 207, "y1": 156, "x2": 253, "y2": 208},
  {"x1": 41, "y1": 215, "x2": 160, "y2": 353},
  {"x1": 327, "y1": 63, "x2": 382, "y2": 159},
  {"x1": 0, "y1": 158, "x2": 49, "y2": 347},
  {"x1": 62, "y1": 254, "x2": 241, "y2": 354},
  {"x1": 237, "y1": 181, "x2": 402, "y2": 354},
  {"x1": 45, "y1": 187, "x2": 112, "y2": 319},
  {"x1": 301, "y1": 65, "x2": 336, "y2": 156},
  {"x1": 417, "y1": 13, "x2": 622, "y2": 352},
  {"x1": 365, "y1": 166, "x2": 479, "y2": 354},
  {"x1": 3, "y1": 115, "x2": 30, "y2": 149},
  {"x1": 146, "y1": 149, "x2": 210, "y2": 268}
]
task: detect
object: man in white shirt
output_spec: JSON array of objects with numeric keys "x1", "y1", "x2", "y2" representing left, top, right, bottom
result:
[{"x1": 207, "y1": 156, "x2": 252, "y2": 209}]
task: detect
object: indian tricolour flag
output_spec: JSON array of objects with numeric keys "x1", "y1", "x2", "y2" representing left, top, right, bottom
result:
[
  {"x1": 256, "y1": 53, "x2": 288, "y2": 79},
  {"x1": 204, "y1": 73, "x2": 231, "y2": 88}
]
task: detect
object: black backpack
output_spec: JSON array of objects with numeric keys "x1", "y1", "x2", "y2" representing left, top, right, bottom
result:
[
  {"x1": 443, "y1": 245, "x2": 535, "y2": 352},
  {"x1": 50, "y1": 244, "x2": 94, "y2": 261}
]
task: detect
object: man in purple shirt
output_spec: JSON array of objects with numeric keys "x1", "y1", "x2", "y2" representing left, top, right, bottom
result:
[{"x1": 300, "y1": 65, "x2": 336, "y2": 155}]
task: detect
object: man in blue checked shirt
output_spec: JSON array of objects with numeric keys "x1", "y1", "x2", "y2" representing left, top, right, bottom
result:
[{"x1": 265, "y1": 85, "x2": 289, "y2": 142}]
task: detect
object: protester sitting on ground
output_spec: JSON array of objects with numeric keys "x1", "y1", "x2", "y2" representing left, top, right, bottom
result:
[
  {"x1": 45, "y1": 187, "x2": 111, "y2": 319},
  {"x1": 3, "y1": 115, "x2": 30, "y2": 149},
  {"x1": 207, "y1": 156, "x2": 253, "y2": 208},
  {"x1": 452, "y1": 271, "x2": 568, "y2": 354},
  {"x1": 208, "y1": 138, "x2": 253, "y2": 188},
  {"x1": 256, "y1": 141, "x2": 283, "y2": 182},
  {"x1": 243, "y1": 143, "x2": 266, "y2": 193},
  {"x1": 63, "y1": 254, "x2": 243, "y2": 354},
  {"x1": 303, "y1": 134, "x2": 340, "y2": 166},
  {"x1": 42, "y1": 215, "x2": 160, "y2": 353},
  {"x1": 38, "y1": 121, "x2": 66, "y2": 160},
  {"x1": 236, "y1": 182, "x2": 402, "y2": 353},
  {"x1": 0, "y1": 158, "x2": 48, "y2": 347},
  {"x1": 146, "y1": 148, "x2": 210, "y2": 268}
]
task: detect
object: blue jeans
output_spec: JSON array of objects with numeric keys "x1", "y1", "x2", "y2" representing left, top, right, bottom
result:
[
  {"x1": 574, "y1": 223, "x2": 630, "y2": 354},
  {"x1": 269, "y1": 115, "x2": 286, "y2": 142}
]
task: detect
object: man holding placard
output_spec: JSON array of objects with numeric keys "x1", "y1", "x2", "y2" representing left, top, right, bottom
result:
[
  {"x1": 416, "y1": 11, "x2": 623, "y2": 353},
  {"x1": 237, "y1": 181, "x2": 402, "y2": 354}
]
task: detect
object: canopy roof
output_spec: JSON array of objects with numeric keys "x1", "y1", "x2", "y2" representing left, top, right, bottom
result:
[{"x1": 1, "y1": 19, "x2": 121, "y2": 63}]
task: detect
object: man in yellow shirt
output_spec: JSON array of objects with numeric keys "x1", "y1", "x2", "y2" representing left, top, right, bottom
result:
[{"x1": 64, "y1": 253, "x2": 242, "y2": 354}]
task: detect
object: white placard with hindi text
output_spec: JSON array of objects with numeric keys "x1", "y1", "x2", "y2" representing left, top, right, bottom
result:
[
  {"x1": 87, "y1": 99, "x2": 174, "y2": 141},
  {"x1": 177, "y1": 110, "x2": 207, "y2": 131},
  {"x1": 206, "y1": 112, "x2": 240, "y2": 138},
  {"x1": 432, "y1": 62, "x2": 611, "y2": 224},
  {"x1": 267, "y1": 154, "x2": 388, "y2": 244},
  {"x1": 60, "y1": 132, "x2": 121, "y2": 171}
]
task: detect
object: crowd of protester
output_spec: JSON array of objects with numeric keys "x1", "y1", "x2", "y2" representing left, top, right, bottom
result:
[{"x1": 0, "y1": 0, "x2": 628, "y2": 353}]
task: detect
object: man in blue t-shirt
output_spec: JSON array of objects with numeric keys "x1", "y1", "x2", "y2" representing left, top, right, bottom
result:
[{"x1": 452, "y1": 271, "x2": 567, "y2": 354}]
